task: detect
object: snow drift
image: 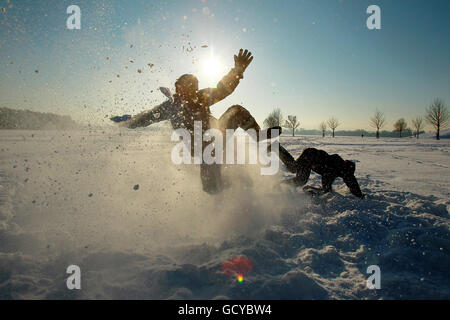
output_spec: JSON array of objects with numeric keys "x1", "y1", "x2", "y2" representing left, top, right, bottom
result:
[{"x1": 0, "y1": 129, "x2": 448, "y2": 299}]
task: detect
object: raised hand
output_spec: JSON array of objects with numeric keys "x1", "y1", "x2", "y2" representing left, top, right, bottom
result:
[{"x1": 234, "y1": 49, "x2": 253, "y2": 73}]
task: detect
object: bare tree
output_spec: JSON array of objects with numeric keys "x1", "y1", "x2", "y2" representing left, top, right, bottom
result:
[
  {"x1": 425, "y1": 98, "x2": 449, "y2": 140},
  {"x1": 393, "y1": 118, "x2": 408, "y2": 138},
  {"x1": 284, "y1": 115, "x2": 300, "y2": 136},
  {"x1": 370, "y1": 110, "x2": 386, "y2": 139},
  {"x1": 319, "y1": 122, "x2": 327, "y2": 137},
  {"x1": 263, "y1": 108, "x2": 283, "y2": 128},
  {"x1": 327, "y1": 117, "x2": 340, "y2": 138},
  {"x1": 412, "y1": 116, "x2": 424, "y2": 139}
]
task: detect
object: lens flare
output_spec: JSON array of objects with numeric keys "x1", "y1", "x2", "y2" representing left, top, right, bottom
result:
[{"x1": 222, "y1": 256, "x2": 253, "y2": 282}]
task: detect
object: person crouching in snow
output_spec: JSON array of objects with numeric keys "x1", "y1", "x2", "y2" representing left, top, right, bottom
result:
[{"x1": 277, "y1": 146, "x2": 365, "y2": 198}]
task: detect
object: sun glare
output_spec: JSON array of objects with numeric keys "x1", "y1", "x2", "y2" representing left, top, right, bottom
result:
[{"x1": 202, "y1": 49, "x2": 224, "y2": 79}]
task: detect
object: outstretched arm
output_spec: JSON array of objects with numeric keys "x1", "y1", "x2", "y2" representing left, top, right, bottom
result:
[
  {"x1": 112, "y1": 100, "x2": 174, "y2": 129},
  {"x1": 199, "y1": 49, "x2": 253, "y2": 107},
  {"x1": 343, "y1": 175, "x2": 364, "y2": 198}
]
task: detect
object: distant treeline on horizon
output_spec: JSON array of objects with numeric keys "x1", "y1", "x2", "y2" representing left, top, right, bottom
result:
[
  {"x1": 0, "y1": 107, "x2": 79, "y2": 130},
  {"x1": 0, "y1": 107, "x2": 429, "y2": 137},
  {"x1": 288, "y1": 128, "x2": 421, "y2": 138}
]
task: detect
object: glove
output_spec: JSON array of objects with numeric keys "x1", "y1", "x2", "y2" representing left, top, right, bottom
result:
[
  {"x1": 110, "y1": 115, "x2": 131, "y2": 123},
  {"x1": 234, "y1": 49, "x2": 253, "y2": 74}
]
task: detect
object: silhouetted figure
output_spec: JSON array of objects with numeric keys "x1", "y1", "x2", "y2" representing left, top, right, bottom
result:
[
  {"x1": 277, "y1": 146, "x2": 364, "y2": 198},
  {"x1": 111, "y1": 49, "x2": 276, "y2": 194}
]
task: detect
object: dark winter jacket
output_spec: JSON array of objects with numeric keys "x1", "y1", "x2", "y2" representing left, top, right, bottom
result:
[{"x1": 123, "y1": 68, "x2": 244, "y2": 133}]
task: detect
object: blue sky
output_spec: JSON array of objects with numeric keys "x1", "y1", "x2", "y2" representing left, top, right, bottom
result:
[{"x1": 0, "y1": 0, "x2": 449, "y2": 130}]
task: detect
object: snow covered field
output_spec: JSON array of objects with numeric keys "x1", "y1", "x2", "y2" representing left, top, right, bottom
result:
[{"x1": 0, "y1": 128, "x2": 449, "y2": 299}]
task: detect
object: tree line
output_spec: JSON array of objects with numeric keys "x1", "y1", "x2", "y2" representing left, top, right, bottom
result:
[
  {"x1": 263, "y1": 98, "x2": 448, "y2": 140},
  {"x1": 0, "y1": 107, "x2": 79, "y2": 130}
]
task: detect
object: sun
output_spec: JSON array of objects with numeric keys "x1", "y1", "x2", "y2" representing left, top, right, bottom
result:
[{"x1": 202, "y1": 49, "x2": 224, "y2": 79}]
